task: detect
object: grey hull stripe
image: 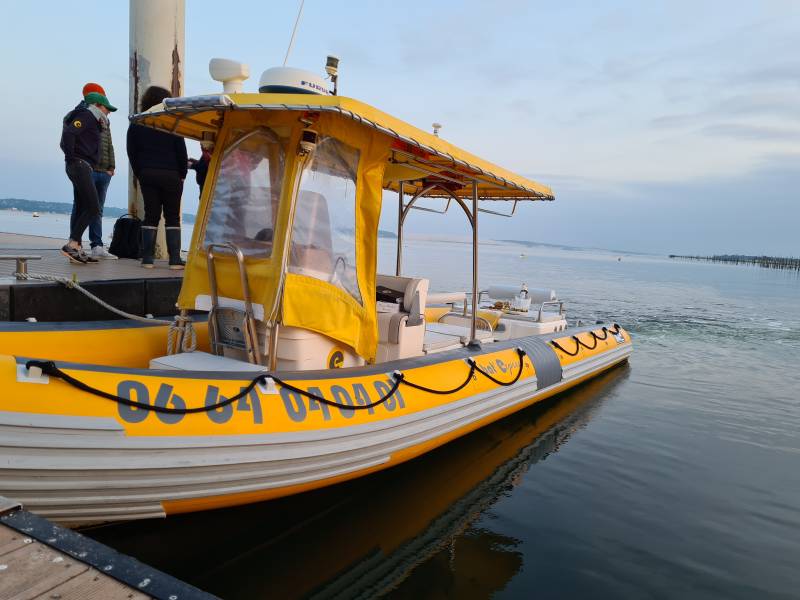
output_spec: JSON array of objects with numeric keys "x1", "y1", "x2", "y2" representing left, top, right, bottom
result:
[{"x1": 517, "y1": 337, "x2": 562, "y2": 389}]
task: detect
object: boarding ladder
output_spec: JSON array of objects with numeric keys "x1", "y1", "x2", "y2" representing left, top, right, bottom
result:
[{"x1": 206, "y1": 243, "x2": 262, "y2": 365}]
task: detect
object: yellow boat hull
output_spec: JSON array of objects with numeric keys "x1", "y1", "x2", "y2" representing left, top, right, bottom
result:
[{"x1": 0, "y1": 320, "x2": 631, "y2": 525}]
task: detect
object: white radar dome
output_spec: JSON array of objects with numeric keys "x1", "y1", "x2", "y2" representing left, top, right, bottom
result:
[{"x1": 258, "y1": 67, "x2": 330, "y2": 95}]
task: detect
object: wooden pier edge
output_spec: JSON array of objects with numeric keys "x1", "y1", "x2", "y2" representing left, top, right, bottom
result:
[{"x1": 0, "y1": 497, "x2": 219, "y2": 600}]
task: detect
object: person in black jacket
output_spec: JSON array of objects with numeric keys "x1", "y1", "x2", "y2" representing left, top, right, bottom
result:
[
  {"x1": 126, "y1": 86, "x2": 188, "y2": 269},
  {"x1": 60, "y1": 92, "x2": 117, "y2": 264}
]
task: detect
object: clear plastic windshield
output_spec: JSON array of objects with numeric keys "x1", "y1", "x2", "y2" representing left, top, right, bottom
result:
[
  {"x1": 288, "y1": 136, "x2": 362, "y2": 304},
  {"x1": 203, "y1": 128, "x2": 285, "y2": 256}
]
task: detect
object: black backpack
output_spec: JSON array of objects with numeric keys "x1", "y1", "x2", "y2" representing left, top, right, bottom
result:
[{"x1": 109, "y1": 213, "x2": 142, "y2": 259}]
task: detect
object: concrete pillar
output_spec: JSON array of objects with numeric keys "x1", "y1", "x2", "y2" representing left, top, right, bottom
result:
[{"x1": 129, "y1": 0, "x2": 185, "y2": 258}]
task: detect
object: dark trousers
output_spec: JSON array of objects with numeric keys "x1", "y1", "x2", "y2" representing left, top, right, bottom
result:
[
  {"x1": 70, "y1": 170, "x2": 111, "y2": 247},
  {"x1": 66, "y1": 160, "x2": 100, "y2": 243},
  {"x1": 138, "y1": 168, "x2": 183, "y2": 228}
]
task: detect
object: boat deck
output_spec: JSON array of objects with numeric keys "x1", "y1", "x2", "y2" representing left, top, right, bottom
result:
[{"x1": 0, "y1": 233, "x2": 182, "y2": 321}]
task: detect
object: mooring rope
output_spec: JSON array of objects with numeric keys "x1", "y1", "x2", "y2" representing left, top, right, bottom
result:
[{"x1": 14, "y1": 272, "x2": 196, "y2": 353}]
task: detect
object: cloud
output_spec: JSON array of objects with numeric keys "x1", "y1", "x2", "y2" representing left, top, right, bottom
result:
[
  {"x1": 728, "y1": 63, "x2": 800, "y2": 87},
  {"x1": 651, "y1": 93, "x2": 800, "y2": 129},
  {"x1": 699, "y1": 123, "x2": 800, "y2": 142}
]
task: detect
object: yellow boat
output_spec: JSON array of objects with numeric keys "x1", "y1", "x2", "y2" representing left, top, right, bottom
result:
[{"x1": 0, "y1": 65, "x2": 631, "y2": 525}]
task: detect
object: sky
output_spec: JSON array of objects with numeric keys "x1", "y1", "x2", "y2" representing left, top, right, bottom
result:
[{"x1": 0, "y1": 0, "x2": 797, "y2": 255}]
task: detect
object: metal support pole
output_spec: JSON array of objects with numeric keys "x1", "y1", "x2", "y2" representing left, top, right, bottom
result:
[
  {"x1": 395, "y1": 186, "x2": 404, "y2": 276},
  {"x1": 129, "y1": 0, "x2": 185, "y2": 259},
  {"x1": 470, "y1": 181, "x2": 479, "y2": 345}
]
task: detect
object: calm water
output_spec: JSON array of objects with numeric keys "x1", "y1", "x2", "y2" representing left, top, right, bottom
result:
[
  {"x1": 40, "y1": 233, "x2": 800, "y2": 598},
  {"x1": 0, "y1": 209, "x2": 195, "y2": 248}
]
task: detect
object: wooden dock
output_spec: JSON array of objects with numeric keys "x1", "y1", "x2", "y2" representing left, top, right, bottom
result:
[
  {"x1": 0, "y1": 497, "x2": 217, "y2": 600},
  {"x1": 0, "y1": 233, "x2": 183, "y2": 321}
]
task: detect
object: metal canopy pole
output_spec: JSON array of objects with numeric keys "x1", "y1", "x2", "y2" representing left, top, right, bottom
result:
[
  {"x1": 470, "y1": 180, "x2": 479, "y2": 345},
  {"x1": 396, "y1": 185, "x2": 404, "y2": 276}
]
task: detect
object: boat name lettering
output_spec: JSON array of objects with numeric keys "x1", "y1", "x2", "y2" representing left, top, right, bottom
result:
[{"x1": 475, "y1": 358, "x2": 522, "y2": 376}]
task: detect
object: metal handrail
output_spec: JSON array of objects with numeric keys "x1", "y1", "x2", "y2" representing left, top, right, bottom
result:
[
  {"x1": 206, "y1": 242, "x2": 261, "y2": 365},
  {"x1": 537, "y1": 300, "x2": 565, "y2": 322}
]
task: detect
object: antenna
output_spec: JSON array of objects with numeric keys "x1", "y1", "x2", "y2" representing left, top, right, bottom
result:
[{"x1": 283, "y1": 0, "x2": 305, "y2": 66}]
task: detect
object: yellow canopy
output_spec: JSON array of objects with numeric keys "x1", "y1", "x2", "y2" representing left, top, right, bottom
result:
[
  {"x1": 130, "y1": 93, "x2": 554, "y2": 363},
  {"x1": 132, "y1": 93, "x2": 554, "y2": 202}
]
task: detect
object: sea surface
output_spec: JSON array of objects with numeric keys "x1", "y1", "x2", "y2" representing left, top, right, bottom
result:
[
  {"x1": 5, "y1": 213, "x2": 798, "y2": 599},
  {"x1": 0, "y1": 209, "x2": 195, "y2": 248}
]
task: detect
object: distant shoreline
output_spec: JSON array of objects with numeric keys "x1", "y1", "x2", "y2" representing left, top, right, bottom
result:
[
  {"x1": 670, "y1": 254, "x2": 800, "y2": 272},
  {"x1": 0, "y1": 197, "x2": 397, "y2": 239},
  {"x1": 0, "y1": 197, "x2": 196, "y2": 224}
]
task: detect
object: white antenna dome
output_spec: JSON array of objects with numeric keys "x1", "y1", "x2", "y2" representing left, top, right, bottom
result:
[{"x1": 258, "y1": 66, "x2": 330, "y2": 95}]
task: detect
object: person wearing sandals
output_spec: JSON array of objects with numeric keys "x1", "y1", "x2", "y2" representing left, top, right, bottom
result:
[
  {"x1": 126, "y1": 86, "x2": 187, "y2": 269},
  {"x1": 60, "y1": 90, "x2": 117, "y2": 264}
]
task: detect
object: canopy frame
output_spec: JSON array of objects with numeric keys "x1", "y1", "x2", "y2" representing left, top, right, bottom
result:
[{"x1": 396, "y1": 181, "x2": 483, "y2": 345}]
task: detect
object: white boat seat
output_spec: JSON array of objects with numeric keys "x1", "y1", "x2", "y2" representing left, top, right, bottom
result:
[
  {"x1": 376, "y1": 274, "x2": 428, "y2": 325},
  {"x1": 376, "y1": 274, "x2": 430, "y2": 362}
]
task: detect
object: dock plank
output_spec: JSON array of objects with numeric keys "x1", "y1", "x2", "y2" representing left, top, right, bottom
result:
[
  {"x1": 0, "y1": 541, "x2": 88, "y2": 600},
  {"x1": 34, "y1": 569, "x2": 150, "y2": 600},
  {"x1": 0, "y1": 249, "x2": 179, "y2": 284},
  {"x1": 0, "y1": 504, "x2": 217, "y2": 600},
  {"x1": 0, "y1": 527, "x2": 30, "y2": 558}
]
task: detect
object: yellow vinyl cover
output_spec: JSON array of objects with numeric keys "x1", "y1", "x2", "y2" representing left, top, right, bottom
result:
[{"x1": 177, "y1": 109, "x2": 390, "y2": 361}]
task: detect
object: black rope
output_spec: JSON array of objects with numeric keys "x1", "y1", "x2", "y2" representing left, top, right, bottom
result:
[
  {"x1": 396, "y1": 362, "x2": 477, "y2": 395},
  {"x1": 550, "y1": 339, "x2": 580, "y2": 356},
  {"x1": 550, "y1": 324, "x2": 623, "y2": 356},
  {"x1": 272, "y1": 372, "x2": 403, "y2": 412},
  {"x1": 25, "y1": 360, "x2": 265, "y2": 415},
  {"x1": 23, "y1": 347, "x2": 528, "y2": 416},
  {"x1": 471, "y1": 353, "x2": 527, "y2": 387},
  {"x1": 398, "y1": 348, "x2": 527, "y2": 394}
]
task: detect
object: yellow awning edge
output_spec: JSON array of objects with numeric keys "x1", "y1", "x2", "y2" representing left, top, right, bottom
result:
[{"x1": 131, "y1": 93, "x2": 555, "y2": 201}]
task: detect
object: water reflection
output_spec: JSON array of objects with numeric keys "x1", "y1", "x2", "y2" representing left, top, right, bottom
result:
[{"x1": 85, "y1": 365, "x2": 629, "y2": 599}]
